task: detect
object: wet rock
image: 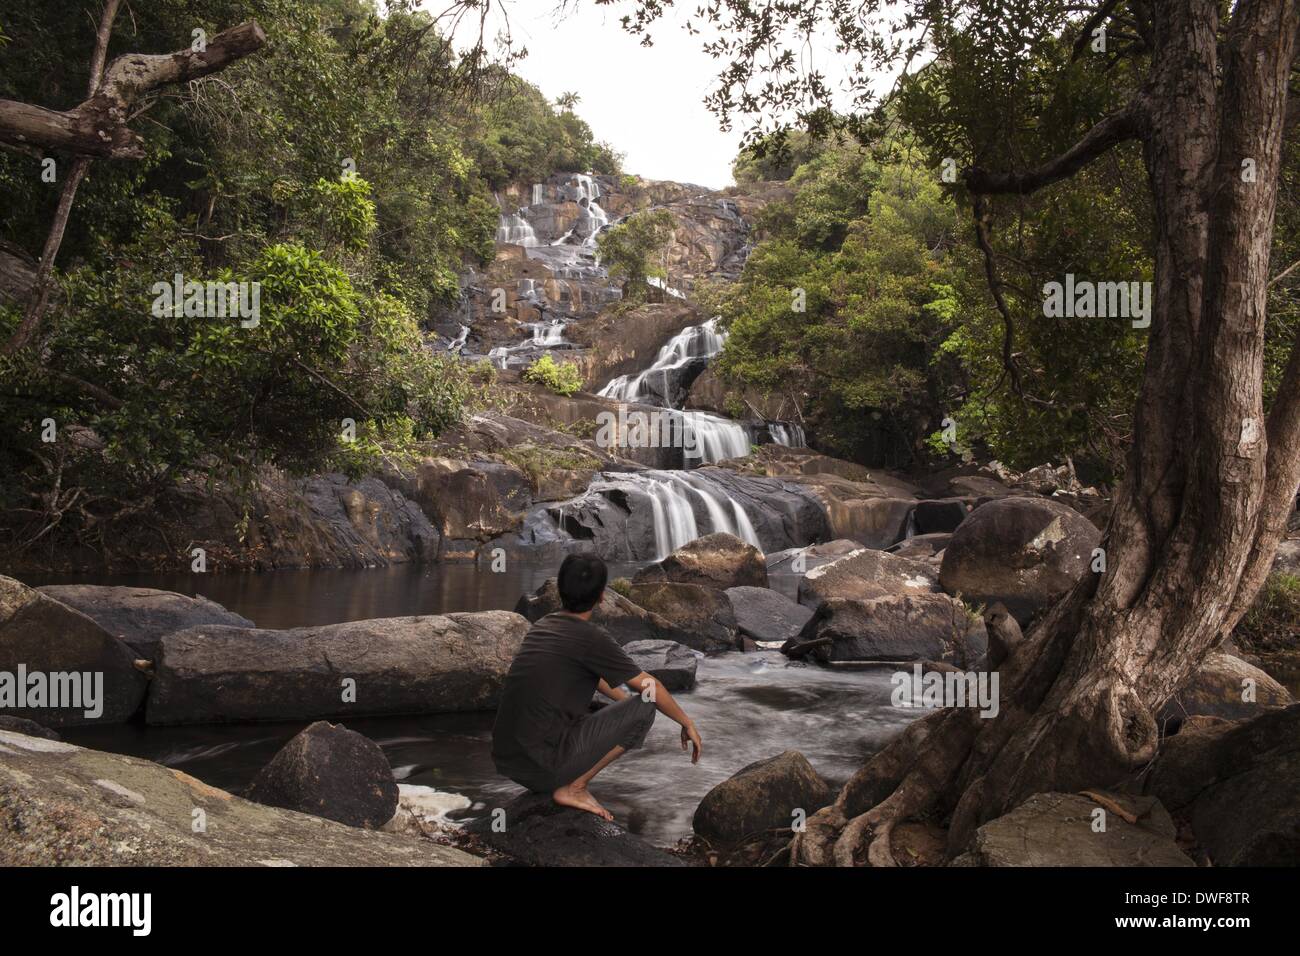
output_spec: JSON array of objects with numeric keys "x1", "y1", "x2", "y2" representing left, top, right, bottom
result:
[
  {"x1": 245, "y1": 721, "x2": 399, "y2": 829},
  {"x1": 515, "y1": 579, "x2": 692, "y2": 646},
  {"x1": 634, "y1": 532, "x2": 769, "y2": 590},
  {"x1": 35, "y1": 585, "x2": 253, "y2": 658},
  {"x1": 692, "y1": 751, "x2": 831, "y2": 849},
  {"x1": 621, "y1": 639, "x2": 698, "y2": 691},
  {"x1": 0, "y1": 575, "x2": 148, "y2": 727},
  {"x1": 625, "y1": 582, "x2": 738, "y2": 652},
  {"x1": 1158, "y1": 653, "x2": 1292, "y2": 731},
  {"x1": 0, "y1": 715, "x2": 60, "y2": 740},
  {"x1": 466, "y1": 791, "x2": 686, "y2": 867},
  {"x1": 939, "y1": 497, "x2": 1101, "y2": 626},
  {"x1": 725, "y1": 586, "x2": 813, "y2": 645},
  {"x1": 147, "y1": 610, "x2": 528, "y2": 725},
  {"x1": 1144, "y1": 704, "x2": 1300, "y2": 866},
  {"x1": 787, "y1": 593, "x2": 988, "y2": 668},
  {"x1": 405, "y1": 457, "x2": 531, "y2": 543},
  {"x1": 952, "y1": 791, "x2": 1193, "y2": 866},
  {"x1": 766, "y1": 539, "x2": 861, "y2": 575},
  {"x1": 0, "y1": 730, "x2": 477, "y2": 866},
  {"x1": 797, "y1": 548, "x2": 941, "y2": 611}
]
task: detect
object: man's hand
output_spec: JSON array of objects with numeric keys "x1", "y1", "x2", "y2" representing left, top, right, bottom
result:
[{"x1": 681, "y1": 721, "x2": 702, "y2": 763}]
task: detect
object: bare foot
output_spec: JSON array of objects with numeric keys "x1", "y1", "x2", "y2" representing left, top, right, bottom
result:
[{"x1": 552, "y1": 783, "x2": 613, "y2": 821}]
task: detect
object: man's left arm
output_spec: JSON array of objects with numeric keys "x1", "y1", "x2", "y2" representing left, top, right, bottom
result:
[{"x1": 596, "y1": 678, "x2": 628, "y2": 702}]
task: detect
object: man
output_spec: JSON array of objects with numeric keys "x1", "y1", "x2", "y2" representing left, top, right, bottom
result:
[{"x1": 492, "y1": 553, "x2": 703, "y2": 820}]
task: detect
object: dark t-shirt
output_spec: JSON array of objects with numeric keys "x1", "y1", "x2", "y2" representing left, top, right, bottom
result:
[{"x1": 491, "y1": 612, "x2": 642, "y2": 780}]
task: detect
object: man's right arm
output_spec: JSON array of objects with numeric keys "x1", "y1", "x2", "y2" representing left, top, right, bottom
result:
[{"x1": 625, "y1": 671, "x2": 702, "y2": 763}]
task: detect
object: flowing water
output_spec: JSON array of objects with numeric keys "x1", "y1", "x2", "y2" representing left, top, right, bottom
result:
[{"x1": 48, "y1": 563, "x2": 919, "y2": 845}]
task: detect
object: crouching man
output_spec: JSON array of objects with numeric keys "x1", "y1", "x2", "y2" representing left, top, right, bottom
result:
[{"x1": 492, "y1": 554, "x2": 703, "y2": 820}]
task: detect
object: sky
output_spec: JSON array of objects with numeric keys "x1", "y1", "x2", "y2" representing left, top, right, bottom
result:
[{"x1": 439, "y1": 2, "x2": 748, "y2": 189}]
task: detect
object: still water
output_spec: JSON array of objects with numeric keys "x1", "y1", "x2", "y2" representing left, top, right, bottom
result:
[{"x1": 29, "y1": 564, "x2": 918, "y2": 846}]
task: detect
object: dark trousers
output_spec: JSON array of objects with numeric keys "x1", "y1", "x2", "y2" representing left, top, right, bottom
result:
[{"x1": 519, "y1": 694, "x2": 657, "y2": 793}]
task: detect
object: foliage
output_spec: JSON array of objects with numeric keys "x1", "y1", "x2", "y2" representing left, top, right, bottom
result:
[
  {"x1": 597, "y1": 208, "x2": 676, "y2": 303},
  {"x1": 521, "y1": 353, "x2": 583, "y2": 397},
  {"x1": 1235, "y1": 573, "x2": 1300, "y2": 655}
]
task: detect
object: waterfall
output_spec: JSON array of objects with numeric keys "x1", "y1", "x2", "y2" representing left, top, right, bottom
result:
[
  {"x1": 446, "y1": 325, "x2": 469, "y2": 353},
  {"x1": 532, "y1": 183, "x2": 545, "y2": 205},
  {"x1": 768, "y1": 422, "x2": 806, "y2": 447},
  {"x1": 529, "y1": 319, "x2": 566, "y2": 346},
  {"x1": 616, "y1": 471, "x2": 760, "y2": 559},
  {"x1": 680, "y1": 410, "x2": 750, "y2": 464},
  {"x1": 496, "y1": 212, "x2": 539, "y2": 247},
  {"x1": 598, "y1": 317, "x2": 727, "y2": 404}
]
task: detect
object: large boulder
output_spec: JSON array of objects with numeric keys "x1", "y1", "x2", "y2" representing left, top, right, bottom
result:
[
  {"x1": 725, "y1": 586, "x2": 813, "y2": 645},
  {"x1": 466, "y1": 791, "x2": 686, "y2": 866},
  {"x1": 0, "y1": 575, "x2": 148, "y2": 727},
  {"x1": 1158, "y1": 653, "x2": 1292, "y2": 731},
  {"x1": 1144, "y1": 705, "x2": 1300, "y2": 866},
  {"x1": 939, "y1": 497, "x2": 1101, "y2": 626},
  {"x1": 515, "y1": 579, "x2": 692, "y2": 646},
  {"x1": 788, "y1": 594, "x2": 988, "y2": 668},
  {"x1": 147, "y1": 610, "x2": 528, "y2": 725},
  {"x1": 0, "y1": 715, "x2": 60, "y2": 740},
  {"x1": 633, "y1": 532, "x2": 768, "y2": 589},
  {"x1": 797, "y1": 548, "x2": 940, "y2": 611},
  {"x1": 245, "y1": 721, "x2": 399, "y2": 829},
  {"x1": 692, "y1": 751, "x2": 832, "y2": 849},
  {"x1": 35, "y1": 585, "x2": 253, "y2": 658},
  {"x1": 621, "y1": 640, "x2": 699, "y2": 691},
  {"x1": 624, "y1": 582, "x2": 738, "y2": 652},
  {"x1": 887, "y1": 532, "x2": 951, "y2": 561},
  {"x1": 0, "y1": 729, "x2": 477, "y2": 866},
  {"x1": 765, "y1": 538, "x2": 861, "y2": 576},
  {"x1": 952, "y1": 791, "x2": 1193, "y2": 867}
]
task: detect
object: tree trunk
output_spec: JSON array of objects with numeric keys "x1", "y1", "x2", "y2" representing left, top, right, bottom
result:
[{"x1": 794, "y1": 0, "x2": 1300, "y2": 866}]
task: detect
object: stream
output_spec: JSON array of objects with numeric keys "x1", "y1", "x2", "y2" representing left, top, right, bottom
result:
[{"x1": 34, "y1": 563, "x2": 922, "y2": 846}]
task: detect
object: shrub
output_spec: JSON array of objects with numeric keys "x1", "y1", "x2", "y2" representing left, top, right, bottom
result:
[{"x1": 522, "y1": 353, "x2": 583, "y2": 396}]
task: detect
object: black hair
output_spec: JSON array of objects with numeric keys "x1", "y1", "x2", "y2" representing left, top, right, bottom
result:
[{"x1": 557, "y1": 553, "x2": 608, "y2": 613}]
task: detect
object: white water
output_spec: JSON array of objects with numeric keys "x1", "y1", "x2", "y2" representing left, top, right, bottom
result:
[
  {"x1": 768, "y1": 422, "x2": 806, "y2": 448},
  {"x1": 615, "y1": 471, "x2": 761, "y2": 559},
  {"x1": 496, "y1": 211, "x2": 539, "y2": 247},
  {"x1": 598, "y1": 317, "x2": 726, "y2": 404},
  {"x1": 446, "y1": 325, "x2": 469, "y2": 353}
]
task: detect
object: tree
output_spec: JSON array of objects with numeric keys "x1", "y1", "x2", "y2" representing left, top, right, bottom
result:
[
  {"x1": 606, "y1": 0, "x2": 1300, "y2": 865},
  {"x1": 597, "y1": 208, "x2": 676, "y2": 301}
]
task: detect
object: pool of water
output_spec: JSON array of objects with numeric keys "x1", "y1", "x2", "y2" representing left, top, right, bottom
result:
[{"x1": 26, "y1": 562, "x2": 915, "y2": 846}]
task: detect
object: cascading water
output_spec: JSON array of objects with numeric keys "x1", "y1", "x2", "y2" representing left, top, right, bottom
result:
[
  {"x1": 496, "y1": 211, "x2": 539, "y2": 247},
  {"x1": 446, "y1": 325, "x2": 469, "y2": 353},
  {"x1": 768, "y1": 423, "x2": 806, "y2": 448},
  {"x1": 598, "y1": 317, "x2": 726, "y2": 404}
]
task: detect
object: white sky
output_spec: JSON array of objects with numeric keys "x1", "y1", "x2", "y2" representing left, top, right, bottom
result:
[{"x1": 438, "y1": 1, "x2": 746, "y2": 189}]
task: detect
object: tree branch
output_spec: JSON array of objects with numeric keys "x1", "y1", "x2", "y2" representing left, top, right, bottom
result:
[{"x1": 963, "y1": 99, "x2": 1146, "y2": 196}]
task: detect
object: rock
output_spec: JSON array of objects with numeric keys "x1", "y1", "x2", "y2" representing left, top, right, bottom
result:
[
  {"x1": 1273, "y1": 537, "x2": 1300, "y2": 575},
  {"x1": 788, "y1": 594, "x2": 988, "y2": 667},
  {"x1": 405, "y1": 456, "x2": 531, "y2": 545},
  {"x1": 887, "y1": 532, "x2": 951, "y2": 560},
  {"x1": 0, "y1": 576, "x2": 148, "y2": 727},
  {"x1": 1158, "y1": 653, "x2": 1292, "y2": 730},
  {"x1": 692, "y1": 751, "x2": 832, "y2": 848},
  {"x1": 621, "y1": 639, "x2": 699, "y2": 691},
  {"x1": 725, "y1": 586, "x2": 813, "y2": 645},
  {"x1": 515, "y1": 579, "x2": 692, "y2": 646},
  {"x1": 35, "y1": 585, "x2": 254, "y2": 658},
  {"x1": 939, "y1": 497, "x2": 1101, "y2": 626},
  {"x1": 0, "y1": 715, "x2": 60, "y2": 740},
  {"x1": 1144, "y1": 704, "x2": 1300, "y2": 866},
  {"x1": 0, "y1": 729, "x2": 478, "y2": 866},
  {"x1": 624, "y1": 582, "x2": 738, "y2": 652},
  {"x1": 633, "y1": 532, "x2": 769, "y2": 589},
  {"x1": 245, "y1": 721, "x2": 399, "y2": 829},
  {"x1": 797, "y1": 548, "x2": 941, "y2": 611},
  {"x1": 952, "y1": 791, "x2": 1193, "y2": 866},
  {"x1": 912, "y1": 499, "x2": 971, "y2": 535},
  {"x1": 147, "y1": 610, "x2": 528, "y2": 725},
  {"x1": 466, "y1": 791, "x2": 686, "y2": 866},
  {"x1": 766, "y1": 539, "x2": 861, "y2": 575}
]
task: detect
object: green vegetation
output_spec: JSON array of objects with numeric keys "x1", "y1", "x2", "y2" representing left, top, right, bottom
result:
[
  {"x1": 0, "y1": 0, "x2": 618, "y2": 556},
  {"x1": 597, "y1": 208, "x2": 677, "y2": 303},
  {"x1": 500, "y1": 443, "x2": 602, "y2": 492},
  {"x1": 521, "y1": 353, "x2": 584, "y2": 397},
  {"x1": 609, "y1": 577, "x2": 633, "y2": 598},
  {"x1": 1236, "y1": 573, "x2": 1300, "y2": 654}
]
